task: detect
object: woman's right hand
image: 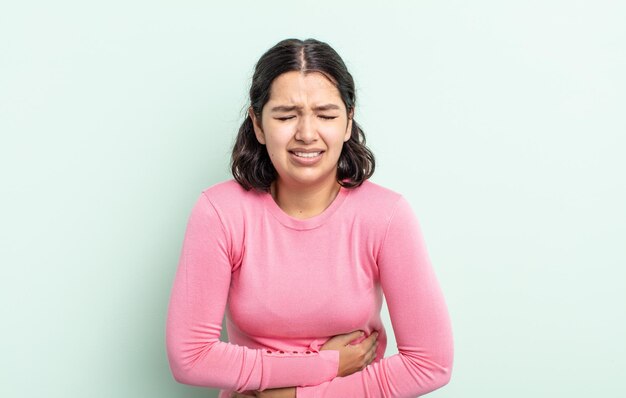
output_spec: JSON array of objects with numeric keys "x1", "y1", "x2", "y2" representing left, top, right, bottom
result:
[{"x1": 320, "y1": 330, "x2": 379, "y2": 377}]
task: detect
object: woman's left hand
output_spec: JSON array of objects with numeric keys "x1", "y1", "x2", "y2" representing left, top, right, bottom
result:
[{"x1": 254, "y1": 387, "x2": 296, "y2": 398}]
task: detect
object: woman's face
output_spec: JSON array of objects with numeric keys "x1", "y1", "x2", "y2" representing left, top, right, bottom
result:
[{"x1": 250, "y1": 70, "x2": 353, "y2": 190}]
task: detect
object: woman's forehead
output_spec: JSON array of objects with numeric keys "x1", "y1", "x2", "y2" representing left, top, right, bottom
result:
[{"x1": 267, "y1": 71, "x2": 343, "y2": 109}]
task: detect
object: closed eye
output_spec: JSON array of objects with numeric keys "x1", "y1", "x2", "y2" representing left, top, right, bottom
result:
[{"x1": 275, "y1": 115, "x2": 337, "y2": 121}]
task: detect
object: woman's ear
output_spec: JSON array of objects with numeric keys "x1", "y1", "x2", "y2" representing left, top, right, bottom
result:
[
  {"x1": 344, "y1": 108, "x2": 354, "y2": 142},
  {"x1": 249, "y1": 107, "x2": 266, "y2": 145}
]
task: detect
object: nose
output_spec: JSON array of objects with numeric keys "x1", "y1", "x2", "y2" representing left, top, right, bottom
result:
[{"x1": 294, "y1": 115, "x2": 318, "y2": 144}]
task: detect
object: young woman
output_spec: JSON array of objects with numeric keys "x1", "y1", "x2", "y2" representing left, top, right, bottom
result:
[{"x1": 166, "y1": 38, "x2": 454, "y2": 398}]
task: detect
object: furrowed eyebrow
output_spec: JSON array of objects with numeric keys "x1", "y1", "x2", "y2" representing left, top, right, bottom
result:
[
  {"x1": 270, "y1": 105, "x2": 299, "y2": 113},
  {"x1": 314, "y1": 104, "x2": 341, "y2": 111},
  {"x1": 269, "y1": 104, "x2": 341, "y2": 113}
]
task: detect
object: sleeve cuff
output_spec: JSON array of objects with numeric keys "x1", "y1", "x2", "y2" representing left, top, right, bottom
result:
[{"x1": 259, "y1": 349, "x2": 339, "y2": 390}]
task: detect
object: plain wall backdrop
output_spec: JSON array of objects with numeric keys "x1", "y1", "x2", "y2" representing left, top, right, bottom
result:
[{"x1": 1, "y1": 1, "x2": 625, "y2": 397}]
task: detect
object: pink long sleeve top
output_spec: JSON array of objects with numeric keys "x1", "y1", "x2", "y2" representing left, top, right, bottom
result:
[{"x1": 166, "y1": 179, "x2": 454, "y2": 398}]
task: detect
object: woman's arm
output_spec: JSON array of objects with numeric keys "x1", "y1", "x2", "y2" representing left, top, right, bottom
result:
[
  {"x1": 294, "y1": 196, "x2": 454, "y2": 397},
  {"x1": 165, "y1": 192, "x2": 340, "y2": 392},
  {"x1": 244, "y1": 331, "x2": 379, "y2": 398},
  {"x1": 249, "y1": 330, "x2": 380, "y2": 397}
]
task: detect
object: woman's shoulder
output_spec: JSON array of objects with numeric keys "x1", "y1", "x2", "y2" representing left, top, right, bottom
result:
[
  {"x1": 343, "y1": 180, "x2": 413, "y2": 229},
  {"x1": 199, "y1": 178, "x2": 264, "y2": 210},
  {"x1": 348, "y1": 179, "x2": 405, "y2": 209},
  {"x1": 348, "y1": 181, "x2": 422, "y2": 240},
  {"x1": 201, "y1": 178, "x2": 251, "y2": 197}
]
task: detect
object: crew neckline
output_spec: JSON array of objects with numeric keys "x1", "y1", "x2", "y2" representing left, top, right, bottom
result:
[{"x1": 263, "y1": 185, "x2": 350, "y2": 230}]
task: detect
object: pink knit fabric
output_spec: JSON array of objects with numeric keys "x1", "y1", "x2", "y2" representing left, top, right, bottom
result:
[{"x1": 166, "y1": 179, "x2": 453, "y2": 397}]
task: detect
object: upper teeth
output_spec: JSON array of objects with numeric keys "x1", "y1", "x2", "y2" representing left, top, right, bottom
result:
[{"x1": 294, "y1": 151, "x2": 321, "y2": 158}]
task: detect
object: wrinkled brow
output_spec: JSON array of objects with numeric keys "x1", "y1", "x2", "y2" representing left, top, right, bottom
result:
[{"x1": 270, "y1": 104, "x2": 341, "y2": 112}]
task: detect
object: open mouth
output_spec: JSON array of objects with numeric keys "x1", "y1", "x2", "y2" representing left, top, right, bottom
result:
[{"x1": 291, "y1": 151, "x2": 323, "y2": 158}]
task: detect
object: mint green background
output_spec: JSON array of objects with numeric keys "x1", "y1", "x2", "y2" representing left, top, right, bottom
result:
[{"x1": 2, "y1": 1, "x2": 625, "y2": 397}]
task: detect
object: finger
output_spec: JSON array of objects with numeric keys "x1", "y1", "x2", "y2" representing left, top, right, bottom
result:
[
  {"x1": 361, "y1": 331, "x2": 379, "y2": 347},
  {"x1": 366, "y1": 340, "x2": 378, "y2": 364},
  {"x1": 359, "y1": 342, "x2": 377, "y2": 370}
]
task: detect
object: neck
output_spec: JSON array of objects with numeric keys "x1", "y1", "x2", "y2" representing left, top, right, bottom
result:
[{"x1": 271, "y1": 178, "x2": 342, "y2": 220}]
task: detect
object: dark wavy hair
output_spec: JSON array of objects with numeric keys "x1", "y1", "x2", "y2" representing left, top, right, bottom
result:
[{"x1": 230, "y1": 38, "x2": 375, "y2": 192}]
